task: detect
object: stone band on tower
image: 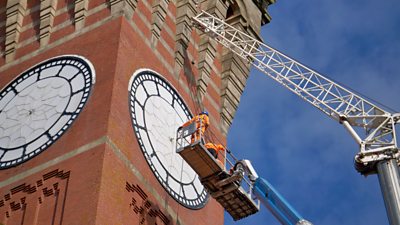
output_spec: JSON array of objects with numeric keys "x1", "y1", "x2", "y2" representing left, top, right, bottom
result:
[{"x1": 0, "y1": 0, "x2": 274, "y2": 224}]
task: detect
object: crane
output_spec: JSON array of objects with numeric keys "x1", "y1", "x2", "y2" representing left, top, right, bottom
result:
[{"x1": 186, "y1": 10, "x2": 400, "y2": 225}]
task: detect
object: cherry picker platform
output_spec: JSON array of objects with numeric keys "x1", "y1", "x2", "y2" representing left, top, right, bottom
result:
[
  {"x1": 176, "y1": 123, "x2": 260, "y2": 221},
  {"x1": 176, "y1": 120, "x2": 312, "y2": 224}
]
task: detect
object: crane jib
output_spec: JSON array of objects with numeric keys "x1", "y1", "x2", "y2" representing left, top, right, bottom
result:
[
  {"x1": 192, "y1": 11, "x2": 388, "y2": 128},
  {"x1": 192, "y1": 10, "x2": 400, "y2": 174}
]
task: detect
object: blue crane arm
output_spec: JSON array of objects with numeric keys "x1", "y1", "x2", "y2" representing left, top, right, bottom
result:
[{"x1": 253, "y1": 177, "x2": 313, "y2": 225}]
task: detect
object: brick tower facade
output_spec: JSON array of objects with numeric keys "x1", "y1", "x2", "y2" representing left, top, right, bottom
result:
[{"x1": 0, "y1": 0, "x2": 274, "y2": 224}]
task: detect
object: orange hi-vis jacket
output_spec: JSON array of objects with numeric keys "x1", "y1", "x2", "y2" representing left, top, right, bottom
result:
[
  {"x1": 182, "y1": 114, "x2": 210, "y2": 136},
  {"x1": 204, "y1": 143, "x2": 225, "y2": 168},
  {"x1": 204, "y1": 143, "x2": 225, "y2": 155}
]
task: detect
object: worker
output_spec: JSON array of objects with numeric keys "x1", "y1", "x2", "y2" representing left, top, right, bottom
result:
[
  {"x1": 205, "y1": 142, "x2": 226, "y2": 169},
  {"x1": 180, "y1": 111, "x2": 209, "y2": 143}
]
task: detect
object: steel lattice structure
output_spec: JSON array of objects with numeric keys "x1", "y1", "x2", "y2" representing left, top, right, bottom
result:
[{"x1": 192, "y1": 11, "x2": 400, "y2": 173}]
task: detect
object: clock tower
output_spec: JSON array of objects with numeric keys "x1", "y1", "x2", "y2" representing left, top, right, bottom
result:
[{"x1": 0, "y1": 0, "x2": 274, "y2": 224}]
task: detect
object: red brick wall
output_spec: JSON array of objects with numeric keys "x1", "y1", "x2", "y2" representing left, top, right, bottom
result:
[{"x1": 0, "y1": 1, "x2": 226, "y2": 224}]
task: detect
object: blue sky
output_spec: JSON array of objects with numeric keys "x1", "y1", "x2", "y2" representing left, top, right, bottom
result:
[{"x1": 225, "y1": 0, "x2": 400, "y2": 225}]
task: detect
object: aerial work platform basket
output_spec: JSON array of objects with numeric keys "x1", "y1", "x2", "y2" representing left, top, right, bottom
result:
[{"x1": 176, "y1": 123, "x2": 260, "y2": 221}]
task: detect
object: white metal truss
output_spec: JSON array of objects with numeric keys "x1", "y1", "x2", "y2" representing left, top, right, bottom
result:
[{"x1": 192, "y1": 11, "x2": 400, "y2": 172}]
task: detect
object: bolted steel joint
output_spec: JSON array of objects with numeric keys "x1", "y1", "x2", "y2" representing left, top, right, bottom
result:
[{"x1": 354, "y1": 148, "x2": 400, "y2": 175}]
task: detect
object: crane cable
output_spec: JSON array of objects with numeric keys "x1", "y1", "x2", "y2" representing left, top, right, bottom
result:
[{"x1": 183, "y1": 3, "x2": 237, "y2": 166}]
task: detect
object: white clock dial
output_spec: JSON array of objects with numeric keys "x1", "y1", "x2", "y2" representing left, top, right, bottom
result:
[
  {"x1": 0, "y1": 55, "x2": 95, "y2": 169},
  {"x1": 129, "y1": 69, "x2": 208, "y2": 209}
]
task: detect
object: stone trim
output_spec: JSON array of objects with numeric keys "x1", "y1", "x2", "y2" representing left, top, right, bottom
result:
[
  {"x1": 0, "y1": 136, "x2": 189, "y2": 225},
  {"x1": 219, "y1": 1, "x2": 265, "y2": 134},
  {"x1": 109, "y1": 0, "x2": 138, "y2": 19},
  {"x1": 150, "y1": 0, "x2": 170, "y2": 44},
  {"x1": 174, "y1": 0, "x2": 197, "y2": 70},
  {"x1": 0, "y1": 137, "x2": 106, "y2": 189},
  {"x1": 126, "y1": 10, "x2": 175, "y2": 75},
  {"x1": 195, "y1": 0, "x2": 227, "y2": 101},
  {"x1": 105, "y1": 137, "x2": 188, "y2": 225},
  {"x1": 74, "y1": 0, "x2": 89, "y2": 30},
  {"x1": 0, "y1": 13, "x2": 113, "y2": 73},
  {"x1": 5, "y1": 0, "x2": 27, "y2": 62},
  {"x1": 39, "y1": 0, "x2": 58, "y2": 46},
  {"x1": 1, "y1": 0, "x2": 274, "y2": 135}
]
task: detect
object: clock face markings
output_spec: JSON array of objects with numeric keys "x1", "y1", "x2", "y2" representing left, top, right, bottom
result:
[
  {"x1": 143, "y1": 80, "x2": 157, "y2": 96},
  {"x1": 39, "y1": 65, "x2": 63, "y2": 79},
  {"x1": 1, "y1": 147, "x2": 24, "y2": 162},
  {"x1": 0, "y1": 90, "x2": 16, "y2": 110},
  {"x1": 70, "y1": 73, "x2": 85, "y2": 93},
  {"x1": 145, "y1": 97, "x2": 181, "y2": 178},
  {"x1": 25, "y1": 135, "x2": 49, "y2": 155},
  {"x1": 129, "y1": 70, "x2": 208, "y2": 209},
  {"x1": 0, "y1": 55, "x2": 95, "y2": 169},
  {"x1": 0, "y1": 151, "x2": 6, "y2": 160},
  {"x1": 135, "y1": 84, "x2": 148, "y2": 106},
  {"x1": 59, "y1": 65, "x2": 80, "y2": 81},
  {"x1": 15, "y1": 73, "x2": 38, "y2": 92},
  {"x1": 66, "y1": 91, "x2": 84, "y2": 113},
  {"x1": 0, "y1": 78, "x2": 71, "y2": 150},
  {"x1": 135, "y1": 124, "x2": 147, "y2": 132},
  {"x1": 157, "y1": 83, "x2": 173, "y2": 105}
]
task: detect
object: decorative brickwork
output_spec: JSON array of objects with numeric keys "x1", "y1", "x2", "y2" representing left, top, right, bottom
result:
[
  {"x1": 109, "y1": 0, "x2": 138, "y2": 19},
  {"x1": 4, "y1": 0, "x2": 27, "y2": 62},
  {"x1": 196, "y1": 0, "x2": 227, "y2": 101},
  {"x1": 0, "y1": 1, "x2": 274, "y2": 223},
  {"x1": 219, "y1": 0, "x2": 273, "y2": 134},
  {"x1": 74, "y1": 0, "x2": 89, "y2": 30},
  {"x1": 0, "y1": 0, "x2": 274, "y2": 135},
  {"x1": 39, "y1": 0, "x2": 58, "y2": 46},
  {"x1": 126, "y1": 182, "x2": 171, "y2": 225},
  {"x1": 0, "y1": 169, "x2": 70, "y2": 225},
  {"x1": 174, "y1": 0, "x2": 197, "y2": 69},
  {"x1": 151, "y1": 0, "x2": 170, "y2": 44}
]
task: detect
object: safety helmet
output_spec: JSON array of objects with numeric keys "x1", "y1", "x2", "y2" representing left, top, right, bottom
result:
[{"x1": 200, "y1": 111, "x2": 209, "y2": 116}]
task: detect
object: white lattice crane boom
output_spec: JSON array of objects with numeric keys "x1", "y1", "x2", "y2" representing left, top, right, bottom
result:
[{"x1": 192, "y1": 11, "x2": 400, "y2": 174}]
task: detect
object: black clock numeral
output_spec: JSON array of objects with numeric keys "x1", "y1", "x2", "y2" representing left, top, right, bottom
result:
[
  {"x1": 63, "y1": 111, "x2": 77, "y2": 117},
  {"x1": 0, "y1": 55, "x2": 94, "y2": 170},
  {"x1": 56, "y1": 65, "x2": 65, "y2": 77},
  {"x1": 165, "y1": 174, "x2": 169, "y2": 185},
  {"x1": 72, "y1": 87, "x2": 85, "y2": 96},
  {"x1": 180, "y1": 184, "x2": 186, "y2": 196},
  {"x1": 142, "y1": 86, "x2": 150, "y2": 98},
  {"x1": 129, "y1": 70, "x2": 207, "y2": 209},
  {"x1": 0, "y1": 150, "x2": 6, "y2": 161},
  {"x1": 67, "y1": 71, "x2": 81, "y2": 82},
  {"x1": 155, "y1": 83, "x2": 160, "y2": 96},
  {"x1": 44, "y1": 131, "x2": 52, "y2": 140},
  {"x1": 22, "y1": 146, "x2": 27, "y2": 157},
  {"x1": 171, "y1": 96, "x2": 177, "y2": 107},
  {"x1": 136, "y1": 125, "x2": 147, "y2": 131},
  {"x1": 192, "y1": 183, "x2": 201, "y2": 197},
  {"x1": 10, "y1": 86, "x2": 18, "y2": 95},
  {"x1": 36, "y1": 67, "x2": 43, "y2": 79}
]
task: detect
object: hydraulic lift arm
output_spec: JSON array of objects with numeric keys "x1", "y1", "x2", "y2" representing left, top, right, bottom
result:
[
  {"x1": 236, "y1": 160, "x2": 313, "y2": 225},
  {"x1": 254, "y1": 178, "x2": 312, "y2": 225}
]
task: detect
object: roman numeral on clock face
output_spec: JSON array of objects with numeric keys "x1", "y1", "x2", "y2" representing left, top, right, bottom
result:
[{"x1": 129, "y1": 69, "x2": 208, "y2": 209}]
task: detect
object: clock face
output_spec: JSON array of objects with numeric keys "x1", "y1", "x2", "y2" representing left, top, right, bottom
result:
[
  {"x1": 0, "y1": 55, "x2": 95, "y2": 169},
  {"x1": 129, "y1": 69, "x2": 208, "y2": 209}
]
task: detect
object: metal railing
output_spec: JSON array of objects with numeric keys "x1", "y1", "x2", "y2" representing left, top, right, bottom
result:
[{"x1": 176, "y1": 121, "x2": 259, "y2": 204}]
